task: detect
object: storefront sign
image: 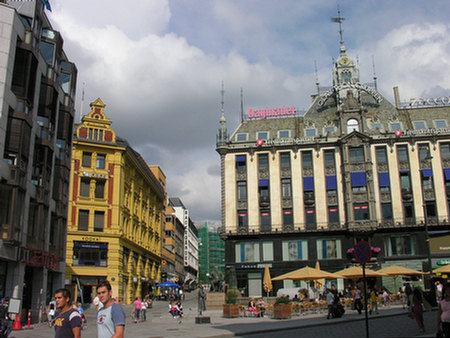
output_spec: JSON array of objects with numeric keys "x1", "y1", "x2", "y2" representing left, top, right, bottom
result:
[
  {"x1": 20, "y1": 247, "x2": 59, "y2": 270},
  {"x1": 437, "y1": 259, "x2": 450, "y2": 266},
  {"x1": 404, "y1": 128, "x2": 450, "y2": 136},
  {"x1": 430, "y1": 235, "x2": 450, "y2": 254},
  {"x1": 265, "y1": 137, "x2": 315, "y2": 146},
  {"x1": 248, "y1": 106, "x2": 296, "y2": 120},
  {"x1": 81, "y1": 236, "x2": 101, "y2": 241},
  {"x1": 236, "y1": 263, "x2": 272, "y2": 269},
  {"x1": 401, "y1": 96, "x2": 450, "y2": 109}
]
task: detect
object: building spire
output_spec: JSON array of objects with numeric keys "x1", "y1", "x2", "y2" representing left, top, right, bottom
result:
[
  {"x1": 372, "y1": 55, "x2": 378, "y2": 91},
  {"x1": 314, "y1": 60, "x2": 320, "y2": 94},
  {"x1": 240, "y1": 88, "x2": 244, "y2": 123},
  {"x1": 331, "y1": 5, "x2": 345, "y2": 48},
  {"x1": 216, "y1": 81, "x2": 228, "y2": 147}
]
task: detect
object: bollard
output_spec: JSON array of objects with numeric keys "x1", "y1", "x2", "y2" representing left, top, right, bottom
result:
[{"x1": 27, "y1": 309, "x2": 31, "y2": 328}]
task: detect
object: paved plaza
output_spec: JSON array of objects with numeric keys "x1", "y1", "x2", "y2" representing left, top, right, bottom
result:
[{"x1": 7, "y1": 291, "x2": 438, "y2": 338}]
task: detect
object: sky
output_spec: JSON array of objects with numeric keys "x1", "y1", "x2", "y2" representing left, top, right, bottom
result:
[{"x1": 47, "y1": 0, "x2": 450, "y2": 223}]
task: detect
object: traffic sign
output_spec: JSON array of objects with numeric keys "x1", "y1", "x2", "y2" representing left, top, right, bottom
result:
[{"x1": 354, "y1": 241, "x2": 372, "y2": 264}]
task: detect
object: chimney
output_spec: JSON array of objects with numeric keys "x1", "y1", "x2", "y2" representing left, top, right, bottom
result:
[{"x1": 393, "y1": 87, "x2": 401, "y2": 109}]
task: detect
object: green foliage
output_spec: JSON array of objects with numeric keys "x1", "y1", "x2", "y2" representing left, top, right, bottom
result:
[
  {"x1": 225, "y1": 289, "x2": 239, "y2": 305},
  {"x1": 275, "y1": 295, "x2": 292, "y2": 304}
]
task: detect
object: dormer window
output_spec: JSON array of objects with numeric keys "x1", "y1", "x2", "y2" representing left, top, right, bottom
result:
[
  {"x1": 347, "y1": 119, "x2": 359, "y2": 133},
  {"x1": 341, "y1": 70, "x2": 351, "y2": 83}
]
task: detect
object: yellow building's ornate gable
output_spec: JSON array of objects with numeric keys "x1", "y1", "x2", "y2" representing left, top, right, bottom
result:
[{"x1": 76, "y1": 97, "x2": 116, "y2": 143}]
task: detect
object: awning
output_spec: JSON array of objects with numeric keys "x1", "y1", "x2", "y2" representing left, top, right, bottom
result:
[
  {"x1": 259, "y1": 179, "x2": 269, "y2": 187},
  {"x1": 236, "y1": 155, "x2": 246, "y2": 162},
  {"x1": 422, "y1": 169, "x2": 433, "y2": 177},
  {"x1": 445, "y1": 168, "x2": 450, "y2": 180},
  {"x1": 379, "y1": 172, "x2": 390, "y2": 187},
  {"x1": 351, "y1": 172, "x2": 366, "y2": 187},
  {"x1": 326, "y1": 176, "x2": 337, "y2": 190},
  {"x1": 303, "y1": 177, "x2": 314, "y2": 191}
]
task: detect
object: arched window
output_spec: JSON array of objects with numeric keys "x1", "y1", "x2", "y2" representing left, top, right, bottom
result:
[{"x1": 347, "y1": 119, "x2": 359, "y2": 133}]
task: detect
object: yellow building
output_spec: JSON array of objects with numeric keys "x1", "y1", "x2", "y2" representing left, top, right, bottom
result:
[{"x1": 66, "y1": 98, "x2": 165, "y2": 304}]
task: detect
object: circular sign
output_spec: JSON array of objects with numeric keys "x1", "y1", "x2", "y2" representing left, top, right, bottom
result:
[
  {"x1": 161, "y1": 260, "x2": 167, "y2": 265},
  {"x1": 354, "y1": 240, "x2": 372, "y2": 264},
  {"x1": 394, "y1": 130, "x2": 403, "y2": 137},
  {"x1": 256, "y1": 139, "x2": 264, "y2": 146}
]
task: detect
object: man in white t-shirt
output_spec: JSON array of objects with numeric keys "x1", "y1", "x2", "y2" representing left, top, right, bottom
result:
[{"x1": 96, "y1": 280, "x2": 125, "y2": 338}]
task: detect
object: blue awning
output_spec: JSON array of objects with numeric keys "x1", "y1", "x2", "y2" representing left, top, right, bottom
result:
[
  {"x1": 379, "y1": 172, "x2": 390, "y2": 187},
  {"x1": 326, "y1": 176, "x2": 337, "y2": 190},
  {"x1": 236, "y1": 155, "x2": 246, "y2": 162},
  {"x1": 400, "y1": 170, "x2": 410, "y2": 174},
  {"x1": 445, "y1": 168, "x2": 450, "y2": 180},
  {"x1": 351, "y1": 172, "x2": 367, "y2": 187},
  {"x1": 259, "y1": 179, "x2": 269, "y2": 187},
  {"x1": 303, "y1": 177, "x2": 314, "y2": 191},
  {"x1": 422, "y1": 169, "x2": 433, "y2": 177}
]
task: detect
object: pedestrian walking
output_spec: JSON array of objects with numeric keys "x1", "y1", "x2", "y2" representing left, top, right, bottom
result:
[
  {"x1": 437, "y1": 282, "x2": 450, "y2": 338},
  {"x1": 369, "y1": 287, "x2": 379, "y2": 315},
  {"x1": 326, "y1": 289, "x2": 334, "y2": 319},
  {"x1": 96, "y1": 280, "x2": 126, "y2": 338},
  {"x1": 53, "y1": 288, "x2": 81, "y2": 338},
  {"x1": 411, "y1": 287, "x2": 425, "y2": 333},
  {"x1": 133, "y1": 297, "x2": 141, "y2": 323},
  {"x1": 47, "y1": 297, "x2": 57, "y2": 327},
  {"x1": 140, "y1": 298, "x2": 147, "y2": 322},
  {"x1": 353, "y1": 286, "x2": 363, "y2": 315}
]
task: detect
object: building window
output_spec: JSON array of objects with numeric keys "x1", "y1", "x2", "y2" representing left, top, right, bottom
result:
[
  {"x1": 237, "y1": 211, "x2": 248, "y2": 228},
  {"x1": 96, "y1": 154, "x2": 106, "y2": 169},
  {"x1": 347, "y1": 119, "x2": 359, "y2": 133},
  {"x1": 353, "y1": 204, "x2": 369, "y2": 220},
  {"x1": 282, "y1": 209, "x2": 293, "y2": 226},
  {"x1": 425, "y1": 201, "x2": 437, "y2": 218},
  {"x1": 317, "y1": 239, "x2": 341, "y2": 259},
  {"x1": 400, "y1": 171, "x2": 411, "y2": 189},
  {"x1": 440, "y1": 143, "x2": 450, "y2": 160},
  {"x1": 281, "y1": 178, "x2": 291, "y2": 198},
  {"x1": 259, "y1": 180, "x2": 269, "y2": 201},
  {"x1": 82, "y1": 152, "x2": 92, "y2": 167},
  {"x1": 434, "y1": 120, "x2": 448, "y2": 128},
  {"x1": 258, "y1": 154, "x2": 269, "y2": 170},
  {"x1": 280, "y1": 152, "x2": 291, "y2": 169},
  {"x1": 95, "y1": 180, "x2": 105, "y2": 199},
  {"x1": 262, "y1": 242, "x2": 273, "y2": 261},
  {"x1": 371, "y1": 123, "x2": 382, "y2": 130},
  {"x1": 397, "y1": 145, "x2": 409, "y2": 163},
  {"x1": 80, "y1": 178, "x2": 90, "y2": 197},
  {"x1": 72, "y1": 241, "x2": 108, "y2": 266},
  {"x1": 94, "y1": 211, "x2": 104, "y2": 232},
  {"x1": 404, "y1": 202, "x2": 414, "y2": 219},
  {"x1": 282, "y1": 240, "x2": 307, "y2": 261},
  {"x1": 390, "y1": 122, "x2": 402, "y2": 131},
  {"x1": 349, "y1": 147, "x2": 364, "y2": 162},
  {"x1": 324, "y1": 150, "x2": 335, "y2": 167},
  {"x1": 237, "y1": 181, "x2": 247, "y2": 200},
  {"x1": 235, "y1": 242, "x2": 259, "y2": 263},
  {"x1": 236, "y1": 155, "x2": 246, "y2": 172},
  {"x1": 326, "y1": 176, "x2": 337, "y2": 195},
  {"x1": 279, "y1": 130, "x2": 290, "y2": 138},
  {"x1": 381, "y1": 203, "x2": 393, "y2": 219},
  {"x1": 260, "y1": 210, "x2": 271, "y2": 231},
  {"x1": 351, "y1": 172, "x2": 367, "y2": 192},
  {"x1": 324, "y1": 126, "x2": 335, "y2": 134},
  {"x1": 78, "y1": 209, "x2": 89, "y2": 231},
  {"x1": 236, "y1": 133, "x2": 247, "y2": 141},
  {"x1": 418, "y1": 144, "x2": 431, "y2": 161},
  {"x1": 257, "y1": 132, "x2": 268, "y2": 140},
  {"x1": 413, "y1": 121, "x2": 426, "y2": 129},
  {"x1": 376, "y1": 147, "x2": 388, "y2": 164},
  {"x1": 385, "y1": 236, "x2": 416, "y2": 256},
  {"x1": 328, "y1": 207, "x2": 339, "y2": 224},
  {"x1": 302, "y1": 151, "x2": 313, "y2": 169},
  {"x1": 379, "y1": 172, "x2": 390, "y2": 192},
  {"x1": 305, "y1": 207, "x2": 316, "y2": 225},
  {"x1": 305, "y1": 129, "x2": 316, "y2": 137},
  {"x1": 421, "y1": 170, "x2": 434, "y2": 190}
]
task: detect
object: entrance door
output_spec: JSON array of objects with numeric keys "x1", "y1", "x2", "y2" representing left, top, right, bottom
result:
[
  {"x1": 82, "y1": 285, "x2": 92, "y2": 304},
  {"x1": 248, "y1": 272, "x2": 262, "y2": 297}
]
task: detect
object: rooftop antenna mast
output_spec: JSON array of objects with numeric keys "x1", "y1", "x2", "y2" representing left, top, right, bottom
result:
[
  {"x1": 314, "y1": 60, "x2": 320, "y2": 94},
  {"x1": 221, "y1": 80, "x2": 225, "y2": 120},
  {"x1": 372, "y1": 55, "x2": 378, "y2": 91},
  {"x1": 240, "y1": 88, "x2": 244, "y2": 123},
  {"x1": 331, "y1": 5, "x2": 346, "y2": 46}
]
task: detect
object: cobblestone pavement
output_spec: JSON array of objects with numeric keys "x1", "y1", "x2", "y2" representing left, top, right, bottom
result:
[{"x1": 7, "y1": 291, "x2": 438, "y2": 338}]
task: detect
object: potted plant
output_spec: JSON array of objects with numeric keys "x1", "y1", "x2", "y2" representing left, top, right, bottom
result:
[
  {"x1": 223, "y1": 289, "x2": 240, "y2": 318},
  {"x1": 273, "y1": 295, "x2": 292, "y2": 319}
]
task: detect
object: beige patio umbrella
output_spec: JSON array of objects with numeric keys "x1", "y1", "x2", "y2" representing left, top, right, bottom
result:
[
  {"x1": 336, "y1": 266, "x2": 388, "y2": 279},
  {"x1": 263, "y1": 264, "x2": 273, "y2": 296},
  {"x1": 377, "y1": 265, "x2": 426, "y2": 292},
  {"x1": 272, "y1": 266, "x2": 342, "y2": 281},
  {"x1": 434, "y1": 264, "x2": 450, "y2": 274},
  {"x1": 313, "y1": 261, "x2": 324, "y2": 289}
]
